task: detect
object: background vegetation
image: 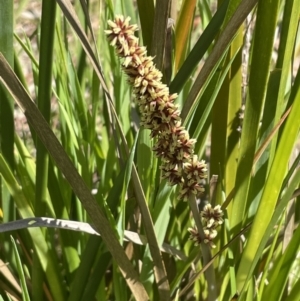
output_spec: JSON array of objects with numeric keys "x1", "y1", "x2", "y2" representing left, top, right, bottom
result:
[{"x1": 0, "y1": 0, "x2": 299, "y2": 300}]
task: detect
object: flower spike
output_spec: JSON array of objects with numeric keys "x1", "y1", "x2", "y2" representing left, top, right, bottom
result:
[{"x1": 106, "y1": 16, "x2": 223, "y2": 247}]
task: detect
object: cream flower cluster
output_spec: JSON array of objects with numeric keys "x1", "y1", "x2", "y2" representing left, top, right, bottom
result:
[
  {"x1": 105, "y1": 15, "x2": 208, "y2": 201},
  {"x1": 188, "y1": 204, "x2": 223, "y2": 248}
]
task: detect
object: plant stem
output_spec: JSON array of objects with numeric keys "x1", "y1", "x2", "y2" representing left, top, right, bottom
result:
[{"x1": 188, "y1": 195, "x2": 217, "y2": 301}]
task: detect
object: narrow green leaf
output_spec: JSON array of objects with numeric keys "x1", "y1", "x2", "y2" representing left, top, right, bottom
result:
[
  {"x1": 0, "y1": 0, "x2": 14, "y2": 169},
  {"x1": 137, "y1": 0, "x2": 154, "y2": 48},
  {"x1": 205, "y1": 46, "x2": 241, "y2": 189},
  {"x1": 231, "y1": 0, "x2": 280, "y2": 230},
  {"x1": 180, "y1": 0, "x2": 257, "y2": 125},
  {"x1": 81, "y1": 252, "x2": 111, "y2": 300},
  {"x1": 225, "y1": 29, "x2": 243, "y2": 198},
  {"x1": 68, "y1": 236, "x2": 103, "y2": 301},
  {"x1": 116, "y1": 131, "x2": 139, "y2": 243},
  {"x1": 0, "y1": 153, "x2": 66, "y2": 300},
  {"x1": 10, "y1": 236, "x2": 30, "y2": 301},
  {"x1": 150, "y1": 0, "x2": 172, "y2": 71},
  {"x1": 137, "y1": 129, "x2": 154, "y2": 202},
  {"x1": 236, "y1": 84, "x2": 300, "y2": 293},
  {"x1": 285, "y1": 277, "x2": 300, "y2": 301},
  {"x1": 170, "y1": 0, "x2": 229, "y2": 94},
  {"x1": 262, "y1": 220, "x2": 300, "y2": 300},
  {"x1": 152, "y1": 181, "x2": 173, "y2": 245},
  {"x1": 0, "y1": 1, "x2": 15, "y2": 268},
  {"x1": 113, "y1": 262, "x2": 128, "y2": 301},
  {"x1": 257, "y1": 213, "x2": 284, "y2": 298},
  {"x1": 34, "y1": 4, "x2": 57, "y2": 298},
  {"x1": 268, "y1": 0, "x2": 300, "y2": 165},
  {"x1": 0, "y1": 53, "x2": 149, "y2": 301},
  {"x1": 174, "y1": 0, "x2": 196, "y2": 72}
]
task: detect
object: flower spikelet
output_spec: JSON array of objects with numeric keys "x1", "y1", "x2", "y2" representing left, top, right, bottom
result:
[
  {"x1": 188, "y1": 204, "x2": 224, "y2": 248},
  {"x1": 188, "y1": 226, "x2": 218, "y2": 248},
  {"x1": 201, "y1": 204, "x2": 224, "y2": 229}
]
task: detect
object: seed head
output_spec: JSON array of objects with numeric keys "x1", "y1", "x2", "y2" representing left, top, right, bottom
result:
[{"x1": 106, "y1": 16, "x2": 211, "y2": 201}]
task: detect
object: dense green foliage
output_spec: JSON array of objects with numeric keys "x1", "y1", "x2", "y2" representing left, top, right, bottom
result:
[{"x1": 0, "y1": 0, "x2": 299, "y2": 300}]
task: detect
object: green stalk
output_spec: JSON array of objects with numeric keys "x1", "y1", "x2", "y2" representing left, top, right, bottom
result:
[
  {"x1": 188, "y1": 196, "x2": 216, "y2": 301},
  {"x1": 33, "y1": 2, "x2": 57, "y2": 299},
  {"x1": 236, "y1": 43, "x2": 300, "y2": 297},
  {"x1": 225, "y1": 29, "x2": 243, "y2": 203},
  {"x1": 11, "y1": 236, "x2": 30, "y2": 301},
  {"x1": 137, "y1": 0, "x2": 154, "y2": 49},
  {"x1": 210, "y1": 2, "x2": 243, "y2": 196},
  {"x1": 0, "y1": 0, "x2": 15, "y2": 273},
  {"x1": 0, "y1": 0, "x2": 14, "y2": 169},
  {"x1": 230, "y1": 0, "x2": 280, "y2": 230},
  {"x1": 268, "y1": 0, "x2": 300, "y2": 167}
]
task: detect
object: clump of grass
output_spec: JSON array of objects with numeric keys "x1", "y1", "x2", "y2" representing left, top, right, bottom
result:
[{"x1": 1, "y1": 1, "x2": 300, "y2": 300}]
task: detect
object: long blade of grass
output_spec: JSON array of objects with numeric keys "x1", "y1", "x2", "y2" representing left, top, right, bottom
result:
[
  {"x1": 261, "y1": 219, "x2": 300, "y2": 300},
  {"x1": 137, "y1": 129, "x2": 155, "y2": 203},
  {"x1": 208, "y1": 0, "x2": 244, "y2": 197},
  {"x1": 131, "y1": 166, "x2": 171, "y2": 299},
  {"x1": 230, "y1": 0, "x2": 280, "y2": 230},
  {"x1": 0, "y1": 0, "x2": 16, "y2": 290},
  {"x1": 116, "y1": 130, "x2": 140, "y2": 244},
  {"x1": 33, "y1": 2, "x2": 57, "y2": 299},
  {"x1": 0, "y1": 53, "x2": 149, "y2": 301},
  {"x1": 208, "y1": 43, "x2": 242, "y2": 186},
  {"x1": 137, "y1": 0, "x2": 154, "y2": 48},
  {"x1": 225, "y1": 30, "x2": 243, "y2": 201},
  {"x1": 174, "y1": 0, "x2": 196, "y2": 73},
  {"x1": 151, "y1": 0, "x2": 172, "y2": 71},
  {"x1": 0, "y1": 0, "x2": 14, "y2": 169},
  {"x1": 253, "y1": 105, "x2": 291, "y2": 166},
  {"x1": 81, "y1": 251, "x2": 112, "y2": 300},
  {"x1": 269, "y1": 0, "x2": 300, "y2": 161},
  {"x1": 237, "y1": 164, "x2": 300, "y2": 299},
  {"x1": 68, "y1": 237, "x2": 104, "y2": 301},
  {"x1": 0, "y1": 217, "x2": 186, "y2": 260},
  {"x1": 170, "y1": 0, "x2": 229, "y2": 94},
  {"x1": 236, "y1": 76, "x2": 300, "y2": 293},
  {"x1": 180, "y1": 0, "x2": 257, "y2": 125},
  {"x1": 0, "y1": 153, "x2": 67, "y2": 300},
  {"x1": 10, "y1": 236, "x2": 30, "y2": 301},
  {"x1": 0, "y1": 0, "x2": 15, "y2": 269},
  {"x1": 189, "y1": 47, "x2": 240, "y2": 151}
]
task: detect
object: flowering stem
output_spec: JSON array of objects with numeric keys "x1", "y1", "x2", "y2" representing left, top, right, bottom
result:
[
  {"x1": 105, "y1": 16, "x2": 223, "y2": 300},
  {"x1": 188, "y1": 195, "x2": 217, "y2": 301}
]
